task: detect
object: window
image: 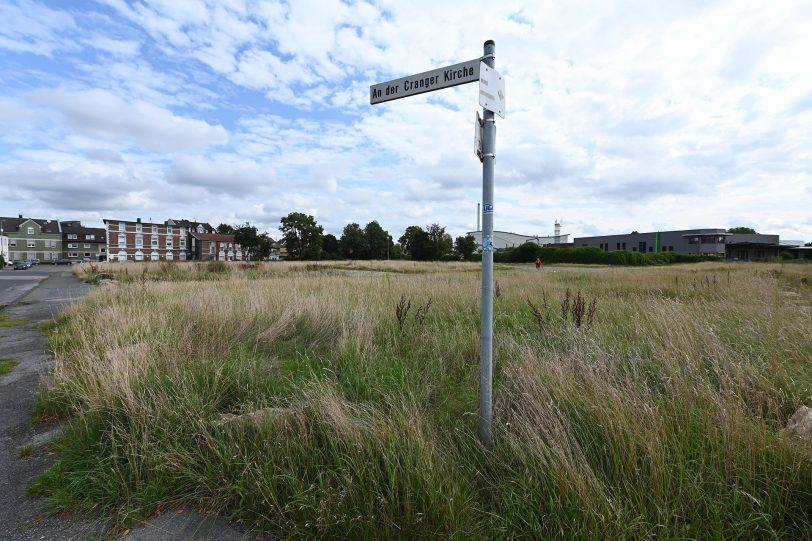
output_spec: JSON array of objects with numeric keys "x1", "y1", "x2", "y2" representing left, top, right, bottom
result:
[
  {"x1": 118, "y1": 235, "x2": 126, "y2": 247},
  {"x1": 622, "y1": 242, "x2": 626, "y2": 250},
  {"x1": 648, "y1": 246, "x2": 653, "y2": 252},
  {"x1": 166, "y1": 226, "x2": 173, "y2": 235},
  {"x1": 151, "y1": 236, "x2": 158, "y2": 247},
  {"x1": 135, "y1": 235, "x2": 143, "y2": 248},
  {"x1": 179, "y1": 238, "x2": 186, "y2": 248},
  {"x1": 84, "y1": 243, "x2": 91, "y2": 248},
  {"x1": 197, "y1": 225, "x2": 205, "y2": 233},
  {"x1": 85, "y1": 234, "x2": 95, "y2": 240},
  {"x1": 119, "y1": 222, "x2": 125, "y2": 232},
  {"x1": 67, "y1": 234, "x2": 77, "y2": 240},
  {"x1": 136, "y1": 223, "x2": 142, "y2": 232},
  {"x1": 84, "y1": 252, "x2": 91, "y2": 258},
  {"x1": 27, "y1": 240, "x2": 36, "y2": 247},
  {"x1": 616, "y1": 243, "x2": 621, "y2": 250},
  {"x1": 100, "y1": 247, "x2": 106, "y2": 253},
  {"x1": 152, "y1": 224, "x2": 158, "y2": 234},
  {"x1": 68, "y1": 252, "x2": 78, "y2": 258},
  {"x1": 27, "y1": 227, "x2": 34, "y2": 234},
  {"x1": 179, "y1": 227, "x2": 185, "y2": 235},
  {"x1": 9, "y1": 239, "x2": 16, "y2": 247},
  {"x1": 166, "y1": 237, "x2": 173, "y2": 247},
  {"x1": 68, "y1": 243, "x2": 78, "y2": 248}
]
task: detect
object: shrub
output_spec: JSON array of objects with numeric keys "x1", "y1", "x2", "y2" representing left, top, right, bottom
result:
[
  {"x1": 207, "y1": 260, "x2": 229, "y2": 273},
  {"x1": 494, "y1": 243, "x2": 708, "y2": 266}
]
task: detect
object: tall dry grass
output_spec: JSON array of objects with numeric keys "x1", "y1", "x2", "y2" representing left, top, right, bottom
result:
[{"x1": 36, "y1": 262, "x2": 812, "y2": 538}]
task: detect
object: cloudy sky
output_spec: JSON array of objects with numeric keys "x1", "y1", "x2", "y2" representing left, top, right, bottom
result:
[{"x1": 1, "y1": 0, "x2": 810, "y2": 242}]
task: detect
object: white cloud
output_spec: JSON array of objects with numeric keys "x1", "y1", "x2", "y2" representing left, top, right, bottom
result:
[{"x1": 28, "y1": 88, "x2": 229, "y2": 152}]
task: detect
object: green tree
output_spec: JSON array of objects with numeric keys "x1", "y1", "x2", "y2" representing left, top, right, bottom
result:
[
  {"x1": 398, "y1": 226, "x2": 425, "y2": 258},
  {"x1": 454, "y1": 234, "x2": 477, "y2": 260},
  {"x1": 280, "y1": 212, "x2": 324, "y2": 260},
  {"x1": 426, "y1": 223, "x2": 453, "y2": 260},
  {"x1": 255, "y1": 233, "x2": 275, "y2": 260},
  {"x1": 727, "y1": 226, "x2": 757, "y2": 234},
  {"x1": 322, "y1": 234, "x2": 339, "y2": 259},
  {"x1": 234, "y1": 223, "x2": 260, "y2": 260},
  {"x1": 364, "y1": 221, "x2": 392, "y2": 259},
  {"x1": 339, "y1": 223, "x2": 368, "y2": 259},
  {"x1": 216, "y1": 223, "x2": 235, "y2": 235}
]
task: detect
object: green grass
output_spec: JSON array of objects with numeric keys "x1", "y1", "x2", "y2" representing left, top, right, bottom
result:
[
  {"x1": 0, "y1": 358, "x2": 18, "y2": 375},
  {"x1": 0, "y1": 313, "x2": 31, "y2": 327},
  {"x1": 17, "y1": 445, "x2": 34, "y2": 457},
  {"x1": 31, "y1": 262, "x2": 812, "y2": 538}
]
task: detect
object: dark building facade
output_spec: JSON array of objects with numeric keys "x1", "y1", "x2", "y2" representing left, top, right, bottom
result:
[
  {"x1": 60, "y1": 221, "x2": 107, "y2": 261},
  {"x1": 574, "y1": 229, "x2": 781, "y2": 261}
]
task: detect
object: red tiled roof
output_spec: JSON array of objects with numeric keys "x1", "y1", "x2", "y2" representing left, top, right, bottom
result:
[{"x1": 189, "y1": 232, "x2": 235, "y2": 241}]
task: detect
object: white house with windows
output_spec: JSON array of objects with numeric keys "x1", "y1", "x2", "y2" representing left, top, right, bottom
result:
[{"x1": 0, "y1": 233, "x2": 9, "y2": 264}]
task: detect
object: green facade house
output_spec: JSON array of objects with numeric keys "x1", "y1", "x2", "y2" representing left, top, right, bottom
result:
[{"x1": 0, "y1": 215, "x2": 62, "y2": 262}]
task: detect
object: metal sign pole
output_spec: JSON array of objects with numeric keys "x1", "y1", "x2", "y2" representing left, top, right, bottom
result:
[
  {"x1": 370, "y1": 40, "x2": 504, "y2": 447},
  {"x1": 479, "y1": 39, "x2": 495, "y2": 447}
]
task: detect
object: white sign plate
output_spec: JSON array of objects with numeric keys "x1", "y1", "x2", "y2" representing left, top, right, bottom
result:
[
  {"x1": 479, "y1": 62, "x2": 505, "y2": 118},
  {"x1": 370, "y1": 59, "x2": 481, "y2": 104}
]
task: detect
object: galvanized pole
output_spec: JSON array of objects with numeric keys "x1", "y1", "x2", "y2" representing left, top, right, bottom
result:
[{"x1": 479, "y1": 39, "x2": 496, "y2": 447}]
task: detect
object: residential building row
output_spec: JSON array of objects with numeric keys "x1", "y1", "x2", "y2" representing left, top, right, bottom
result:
[
  {"x1": 0, "y1": 215, "x2": 250, "y2": 263},
  {"x1": 102, "y1": 218, "x2": 244, "y2": 262}
]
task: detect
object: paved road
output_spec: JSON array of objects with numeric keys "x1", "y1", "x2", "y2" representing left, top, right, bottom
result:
[
  {"x1": 0, "y1": 266, "x2": 58, "y2": 308},
  {"x1": 0, "y1": 267, "x2": 250, "y2": 540}
]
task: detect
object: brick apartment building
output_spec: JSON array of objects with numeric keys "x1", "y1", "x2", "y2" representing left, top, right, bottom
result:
[
  {"x1": 102, "y1": 218, "x2": 245, "y2": 262},
  {"x1": 104, "y1": 218, "x2": 196, "y2": 262},
  {"x1": 189, "y1": 232, "x2": 243, "y2": 261}
]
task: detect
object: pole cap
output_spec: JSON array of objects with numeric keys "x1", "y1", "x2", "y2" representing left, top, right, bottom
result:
[{"x1": 484, "y1": 39, "x2": 495, "y2": 46}]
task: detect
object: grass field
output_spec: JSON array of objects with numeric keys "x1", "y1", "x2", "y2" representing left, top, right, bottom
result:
[{"x1": 34, "y1": 261, "x2": 812, "y2": 538}]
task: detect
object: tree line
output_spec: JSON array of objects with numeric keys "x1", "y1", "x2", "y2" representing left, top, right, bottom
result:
[{"x1": 216, "y1": 212, "x2": 477, "y2": 261}]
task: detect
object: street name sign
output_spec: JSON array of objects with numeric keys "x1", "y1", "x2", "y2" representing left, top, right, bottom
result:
[{"x1": 370, "y1": 59, "x2": 481, "y2": 104}]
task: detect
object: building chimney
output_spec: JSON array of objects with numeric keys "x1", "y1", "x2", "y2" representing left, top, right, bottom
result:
[
  {"x1": 137, "y1": 217, "x2": 141, "y2": 223},
  {"x1": 18, "y1": 214, "x2": 23, "y2": 219}
]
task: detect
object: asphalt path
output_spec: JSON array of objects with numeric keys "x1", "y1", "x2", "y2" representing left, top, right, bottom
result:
[{"x1": 0, "y1": 266, "x2": 55, "y2": 308}]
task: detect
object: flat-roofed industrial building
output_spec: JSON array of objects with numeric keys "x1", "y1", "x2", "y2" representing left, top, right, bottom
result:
[{"x1": 573, "y1": 229, "x2": 781, "y2": 261}]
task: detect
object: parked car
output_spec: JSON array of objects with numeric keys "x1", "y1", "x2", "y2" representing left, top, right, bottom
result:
[
  {"x1": 55, "y1": 259, "x2": 73, "y2": 265},
  {"x1": 13, "y1": 261, "x2": 30, "y2": 270},
  {"x1": 31, "y1": 258, "x2": 40, "y2": 265}
]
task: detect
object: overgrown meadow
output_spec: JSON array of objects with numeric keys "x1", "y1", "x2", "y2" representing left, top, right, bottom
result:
[{"x1": 33, "y1": 261, "x2": 812, "y2": 538}]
